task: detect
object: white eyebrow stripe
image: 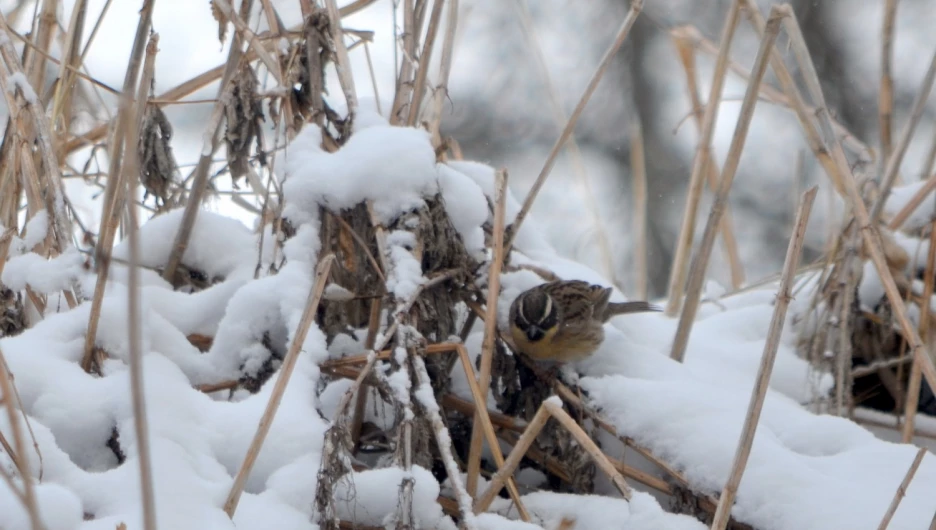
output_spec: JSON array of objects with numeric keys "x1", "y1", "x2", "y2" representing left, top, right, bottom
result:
[
  {"x1": 517, "y1": 296, "x2": 529, "y2": 324},
  {"x1": 540, "y1": 295, "x2": 552, "y2": 323}
]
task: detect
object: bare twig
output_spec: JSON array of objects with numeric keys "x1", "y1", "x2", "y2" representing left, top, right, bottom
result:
[
  {"x1": 670, "y1": 8, "x2": 783, "y2": 362},
  {"x1": 877, "y1": 447, "x2": 927, "y2": 530},
  {"x1": 504, "y1": 0, "x2": 642, "y2": 254},
  {"x1": 223, "y1": 255, "x2": 335, "y2": 516},
  {"x1": 710, "y1": 185, "x2": 817, "y2": 530}
]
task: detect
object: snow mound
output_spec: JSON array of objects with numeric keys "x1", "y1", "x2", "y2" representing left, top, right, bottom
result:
[{"x1": 1, "y1": 124, "x2": 933, "y2": 530}]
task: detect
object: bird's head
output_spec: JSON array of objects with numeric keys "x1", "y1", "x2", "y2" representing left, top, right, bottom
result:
[{"x1": 513, "y1": 288, "x2": 559, "y2": 342}]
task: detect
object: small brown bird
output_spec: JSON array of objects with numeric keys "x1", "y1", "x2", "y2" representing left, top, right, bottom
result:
[{"x1": 508, "y1": 280, "x2": 660, "y2": 363}]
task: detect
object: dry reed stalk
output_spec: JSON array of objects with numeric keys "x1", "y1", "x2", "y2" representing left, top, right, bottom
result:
[
  {"x1": 212, "y1": 0, "x2": 282, "y2": 83},
  {"x1": 869, "y1": 46, "x2": 936, "y2": 223},
  {"x1": 23, "y1": 0, "x2": 57, "y2": 93},
  {"x1": 411, "y1": 355, "x2": 480, "y2": 529},
  {"x1": 80, "y1": 0, "x2": 156, "y2": 371},
  {"x1": 504, "y1": 0, "x2": 642, "y2": 255},
  {"x1": 492, "y1": 415, "x2": 672, "y2": 495},
  {"x1": 879, "y1": 0, "x2": 898, "y2": 164},
  {"x1": 0, "y1": 347, "x2": 40, "y2": 530},
  {"x1": 50, "y1": 0, "x2": 88, "y2": 158},
  {"x1": 122, "y1": 32, "x2": 160, "y2": 530},
  {"x1": 161, "y1": 0, "x2": 252, "y2": 283},
  {"x1": 323, "y1": 0, "x2": 359, "y2": 116},
  {"x1": 425, "y1": 0, "x2": 458, "y2": 139},
  {"x1": 665, "y1": 0, "x2": 743, "y2": 316},
  {"x1": 0, "y1": 444, "x2": 27, "y2": 510},
  {"x1": 670, "y1": 8, "x2": 784, "y2": 363},
  {"x1": 350, "y1": 299, "x2": 382, "y2": 448},
  {"x1": 63, "y1": 2, "x2": 372, "y2": 155},
  {"x1": 631, "y1": 122, "x2": 648, "y2": 299},
  {"x1": 0, "y1": 12, "x2": 72, "y2": 252},
  {"x1": 924, "y1": 134, "x2": 936, "y2": 181},
  {"x1": 742, "y1": 0, "x2": 855, "y2": 195},
  {"x1": 541, "y1": 399, "x2": 633, "y2": 501},
  {"x1": 0, "y1": 228, "x2": 14, "y2": 279},
  {"x1": 390, "y1": 0, "x2": 418, "y2": 124},
  {"x1": 473, "y1": 402, "x2": 551, "y2": 512},
  {"x1": 709, "y1": 185, "x2": 817, "y2": 530},
  {"x1": 877, "y1": 446, "x2": 927, "y2": 530},
  {"x1": 887, "y1": 172, "x2": 936, "y2": 230},
  {"x1": 836, "y1": 239, "x2": 860, "y2": 417},
  {"x1": 322, "y1": 342, "x2": 455, "y2": 369},
  {"x1": 512, "y1": 0, "x2": 617, "y2": 284},
  {"x1": 453, "y1": 344, "x2": 530, "y2": 520},
  {"x1": 901, "y1": 221, "x2": 936, "y2": 442},
  {"x1": 670, "y1": 28, "x2": 745, "y2": 290},
  {"x1": 405, "y1": 0, "x2": 444, "y2": 126},
  {"x1": 223, "y1": 255, "x2": 335, "y2": 516},
  {"x1": 466, "y1": 169, "x2": 507, "y2": 497},
  {"x1": 474, "y1": 398, "x2": 634, "y2": 513},
  {"x1": 781, "y1": 10, "x2": 936, "y2": 401}
]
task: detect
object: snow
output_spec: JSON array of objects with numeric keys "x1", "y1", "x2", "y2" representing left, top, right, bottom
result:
[
  {"x1": 386, "y1": 230, "x2": 425, "y2": 300},
  {"x1": 438, "y1": 164, "x2": 490, "y2": 259},
  {"x1": 4, "y1": 117, "x2": 936, "y2": 530},
  {"x1": 8, "y1": 71, "x2": 38, "y2": 105},
  {"x1": 884, "y1": 179, "x2": 934, "y2": 231},
  {"x1": 2, "y1": 248, "x2": 83, "y2": 294},
  {"x1": 22, "y1": 211, "x2": 49, "y2": 252},
  {"x1": 334, "y1": 466, "x2": 456, "y2": 528},
  {"x1": 279, "y1": 124, "x2": 439, "y2": 225}
]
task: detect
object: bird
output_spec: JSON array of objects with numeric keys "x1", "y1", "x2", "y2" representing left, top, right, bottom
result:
[{"x1": 507, "y1": 280, "x2": 660, "y2": 363}]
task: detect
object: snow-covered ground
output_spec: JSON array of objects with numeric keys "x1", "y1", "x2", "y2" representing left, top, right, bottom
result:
[
  {"x1": 2, "y1": 0, "x2": 936, "y2": 529},
  {"x1": 3, "y1": 115, "x2": 936, "y2": 529}
]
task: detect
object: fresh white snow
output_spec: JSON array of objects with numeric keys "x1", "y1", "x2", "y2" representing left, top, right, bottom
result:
[{"x1": 2, "y1": 123, "x2": 935, "y2": 530}]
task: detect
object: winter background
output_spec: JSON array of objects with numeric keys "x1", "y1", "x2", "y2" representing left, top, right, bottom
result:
[{"x1": 1, "y1": 0, "x2": 936, "y2": 529}]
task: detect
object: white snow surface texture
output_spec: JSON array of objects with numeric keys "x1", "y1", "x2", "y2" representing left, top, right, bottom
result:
[{"x1": 1, "y1": 121, "x2": 935, "y2": 530}]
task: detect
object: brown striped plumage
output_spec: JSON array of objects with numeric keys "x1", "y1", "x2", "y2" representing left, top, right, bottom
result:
[{"x1": 508, "y1": 280, "x2": 660, "y2": 362}]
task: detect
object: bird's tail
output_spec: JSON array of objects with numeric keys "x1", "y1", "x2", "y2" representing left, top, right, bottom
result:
[{"x1": 602, "y1": 301, "x2": 662, "y2": 321}]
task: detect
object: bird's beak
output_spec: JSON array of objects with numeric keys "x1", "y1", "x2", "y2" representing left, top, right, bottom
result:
[{"x1": 526, "y1": 326, "x2": 544, "y2": 341}]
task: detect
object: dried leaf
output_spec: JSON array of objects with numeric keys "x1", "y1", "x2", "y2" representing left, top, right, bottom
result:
[
  {"x1": 138, "y1": 104, "x2": 180, "y2": 210},
  {"x1": 210, "y1": 1, "x2": 227, "y2": 43},
  {"x1": 222, "y1": 63, "x2": 264, "y2": 187}
]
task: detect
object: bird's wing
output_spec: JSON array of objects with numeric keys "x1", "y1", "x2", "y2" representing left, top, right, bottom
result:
[{"x1": 544, "y1": 281, "x2": 606, "y2": 325}]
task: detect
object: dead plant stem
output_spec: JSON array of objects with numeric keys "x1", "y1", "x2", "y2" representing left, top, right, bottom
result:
[{"x1": 710, "y1": 184, "x2": 817, "y2": 530}]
